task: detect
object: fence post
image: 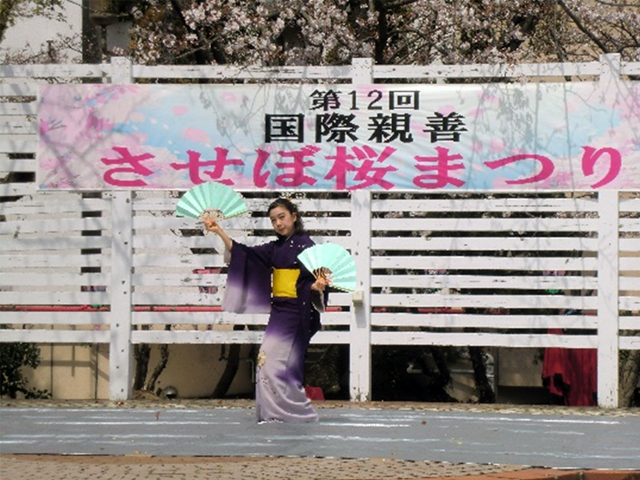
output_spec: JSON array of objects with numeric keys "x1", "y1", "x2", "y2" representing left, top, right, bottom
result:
[
  {"x1": 349, "y1": 57, "x2": 374, "y2": 401},
  {"x1": 597, "y1": 190, "x2": 620, "y2": 408},
  {"x1": 350, "y1": 190, "x2": 372, "y2": 401},
  {"x1": 596, "y1": 53, "x2": 622, "y2": 408},
  {"x1": 109, "y1": 57, "x2": 135, "y2": 400}
]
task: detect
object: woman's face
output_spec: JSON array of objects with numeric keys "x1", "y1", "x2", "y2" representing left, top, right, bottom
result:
[{"x1": 269, "y1": 205, "x2": 297, "y2": 238}]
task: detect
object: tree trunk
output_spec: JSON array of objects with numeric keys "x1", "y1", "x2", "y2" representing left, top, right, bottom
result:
[
  {"x1": 210, "y1": 325, "x2": 245, "y2": 398},
  {"x1": 211, "y1": 344, "x2": 241, "y2": 398},
  {"x1": 133, "y1": 342, "x2": 150, "y2": 391},
  {"x1": 133, "y1": 324, "x2": 153, "y2": 392},
  {"x1": 468, "y1": 346, "x2": 496, "y2": 403},
  {"x1": 305, "y1": 345, "x2": 343, "y2": 397},
  {"x1": 427, "y1": 346, "x2": 452, "y2": 386},
  {"x1": 619, "y1": 341, "x2": 640, "y2": 407},
  {"x1": 146, "y1": 344, "x2": 170, "y2": 394}
]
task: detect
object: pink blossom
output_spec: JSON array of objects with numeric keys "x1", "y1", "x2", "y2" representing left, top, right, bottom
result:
[{"x1": 182, "y1": 127, "x2": 210, "y2": 144}]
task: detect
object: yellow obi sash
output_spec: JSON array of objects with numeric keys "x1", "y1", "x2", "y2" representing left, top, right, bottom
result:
[{"x1": 272, "y1": 268, "x2": 300, "y2": 298}]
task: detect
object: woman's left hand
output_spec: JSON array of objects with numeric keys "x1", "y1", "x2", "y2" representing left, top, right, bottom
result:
[{"x1": 311, "y1": 276, "x2": 328, "y2": 292}]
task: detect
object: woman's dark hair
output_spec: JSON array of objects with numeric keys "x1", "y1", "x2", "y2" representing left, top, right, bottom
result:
[{"x1": 268, "y1": 197, "x2": 305, "y2": 235}]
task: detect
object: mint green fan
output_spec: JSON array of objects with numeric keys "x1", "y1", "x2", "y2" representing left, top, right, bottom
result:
[
  {"x1": 297, "y1": 243, "x2": 357, "y2": 292},
  {"x1": 175, "y1": 182, "x2": 248, "y2": 222}
]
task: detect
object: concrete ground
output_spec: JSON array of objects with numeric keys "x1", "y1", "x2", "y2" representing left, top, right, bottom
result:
[{"x1": 1, "y1": 399, "x2": 639, "y2": 480}]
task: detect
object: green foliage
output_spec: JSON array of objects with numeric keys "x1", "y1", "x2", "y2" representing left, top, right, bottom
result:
[{"x1": 0, "y1": 328, "x2": 51, "y2": 399}]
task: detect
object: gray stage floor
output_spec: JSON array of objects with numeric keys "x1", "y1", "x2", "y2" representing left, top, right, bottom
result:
[{"x1": 1, "y1": 404, "x2": 639, "y2": 469}]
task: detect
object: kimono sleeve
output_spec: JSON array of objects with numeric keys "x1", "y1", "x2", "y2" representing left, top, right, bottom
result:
[{"x1": 222, "y1": 240, "x2": 273, "y2": 314}]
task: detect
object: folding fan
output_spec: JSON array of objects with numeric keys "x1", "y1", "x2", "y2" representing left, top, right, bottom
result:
[
  {"x1": 175, "y1": 182, "x2": 248, "y2": 222},
  {"x1": 297, "y1": 243, "x2": 357, "y2": 292}
]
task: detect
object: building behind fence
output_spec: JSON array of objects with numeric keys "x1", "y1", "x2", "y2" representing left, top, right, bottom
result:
[{"x1": 1, "y1": 55, "x2": 639, "y2": 407}]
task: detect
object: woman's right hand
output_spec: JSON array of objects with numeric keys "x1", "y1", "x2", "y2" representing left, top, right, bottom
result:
[
  {"x1": 204, "y1": 217, "x2": 221, "y2": 234},
  {"x1": 203, "y1": 217, "x2": 233, "y2": 251}
]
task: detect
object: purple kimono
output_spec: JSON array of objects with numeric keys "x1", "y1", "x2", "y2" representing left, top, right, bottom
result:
[{"x1": 222, "y1": 233, "x2": 325, "y2": 423}]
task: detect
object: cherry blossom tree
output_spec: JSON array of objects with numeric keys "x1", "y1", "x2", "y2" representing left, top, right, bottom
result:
[
  {"x1": 0, "y1": 0, "x2": 64, "y2": 45},
  {"x1": 0, "y1": 0, "x2": 86, "y2": 63},
  {"x1": 125, "y1": 0, "x2": 639, "y2": 66}
]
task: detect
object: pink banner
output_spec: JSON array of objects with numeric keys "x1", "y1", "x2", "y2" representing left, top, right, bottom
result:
[{"x1": 37, "y1": 82, "x2": 640, "y2": 191}]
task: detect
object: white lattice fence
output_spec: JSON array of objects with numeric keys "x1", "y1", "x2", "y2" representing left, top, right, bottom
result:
[{"x1": 1, "y1": 55, "x2": 639, "y2": 407}]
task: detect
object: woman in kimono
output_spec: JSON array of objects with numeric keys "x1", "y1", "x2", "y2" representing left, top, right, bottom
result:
[{"x1": 204, "y1": 198, "x2": 328, "y2": 423}]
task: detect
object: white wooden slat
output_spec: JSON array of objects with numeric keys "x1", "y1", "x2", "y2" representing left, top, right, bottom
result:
[
  {"x1": 251, "y1": 197, "x2": 352, "y2": 212},
  {"x1": 131, "y1": 277, "x2": 354, "y2": 310},
  {"x1": 132, "y1": 329, "x2": 263, "y2": 344},
  {"x1": 131, "y1": 273, "x2": 225, "y2": 287},
  {"x1": 132, "y1": 234, "x2": 352, "y2": 249},
  {"x1": 372, "y1": 255, "x2": 597, "y2": 271},
  {"x1": 132, "y1": 234, "x2": 227, "y2": 250},
  {"x1": 371, "y1": 331, "x2": 597, "y2": 348},
  {"x1": 373, "y1": 61, "x2": 600, "y2": 79},
  {"x1": 620, "y1": 257, "x2": 640, "y2": 270},
  {"x1": 621, "y1": 238, "x2": 640, "y2": 250},
  {"x1": 371, "y1": 197, "x2": 598, "y2": 213},
  {"x1": 0, "y1": 122, "x2": 36, "y2": 135},
  {"x1": 132, "y1": 64, "x2": 352, "y2": 81},
  {"x1": 0, "y1": 329, "x2": 110, "y2": 343},
  {"x1": 0, "y1": 183, "x2": 37, "y2": 196},
  {"x1": 314, "y1": 331, "x2": 351, "y2": 344},
  {"x1": 620, "y1": 219, "x2": 640, "y2": 233},
  {"x1": 620, "y1": 277, "x2": 640, "y2": 290},
  {"x1": 326, "y1": 292, "x2": 353, "y2": 307},
  {"x1": 132, "y1": 292, "x2": 223, "y2": 305},
  {"x1": 0, "y1": 254, "x2": 105, "y2": 268},
  {"x1": 132, "y1": 215, "x2": 353, "y2": 231},
  {"x1": 0, "y1": 83, "x2": 37, "y2": 96},
  {"x1": 132, "y1": 196, "x2": 352, "y2": 212},
  {"x1": 131, "y1": 328, "x2": 348, "y2": 344},
  {"x1": 372, "y1": 217, "x2": 600, "y2": 232},
  {"x1": 132, "y1": 286, "x2": 356, "y2": 308},
  {"x1": 2, "y1": 273, "x2": 109, "y2": 286},
  {"x1": 619, "y1": 317, "x2": 640, "y2": 330},
  {"x1": 0, "y1": 103, "x2": 36, "y2": 115},
  {"x1": 1, "y1": 236, "x2": 111, "y2": 250},
  {"x1": 621, "y1": 62, "x2": 640, "y2": 75},
  {"x1": 0, "y1": 311, "x2": 109, "y2": 325},
  {"x1": 0, "y1": 291, "x2": 109, "y2": 304},
  {"x1": 371, "y1": 293, "x2": 597, "y2": 310},
  {"x1": 131, "y1": 254, "x2": 224, "y2": 268},
  {"x1": 131, "y1": 216, "x2": 256, "y2": 230},
  {"x1": 0, "y1": 157, "x2": 36, "y2": 172},
  {"x1": 132, "y1": 234, "x2": 246, "y2": 250},
  {"x1": 132, "y1": 310, "x2": 350, "y2": 326},
  {"x1": 620, "y1": 297, "x2": 640, "y2": 310},
  {"x1": 620, "y1": 198, "x2": 640, "y2": 213},
  {"x1": 131, "y1": 312, "x2": 263, "y2": 326},
  {"x1": 0, "y1": 138, "x2": 36, "y2": 154},
  {"x1": 87, "y1": 58, "x2": 625, "y2": 82},
  {"x1": 1, "y1": 197, "x2": 106, "y2": 215},
  {"x1": 141, "y1": 234, "x2": 350, "y2": 249},
  {"x1": 0, "y1": 63, "x2": 108, "y2": 78},
  {"x1": 0, "y1": 217, "x2": 108, "y2": 234},
  {"x1": 371, "y1": 313, "x2": 598, "y2": 329},
  {"x1": 370, "y1": 274, "x2": 598, "y2": 290},
  {"x1": 371, "y1": 236, "x2": 597, "y2": 251},
  {"x1": 0, "y1": 121, "x2": 38, "y2": 136},
  {"x1": 620, "y1": 336, "x2": 640, "y2": 350}
]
